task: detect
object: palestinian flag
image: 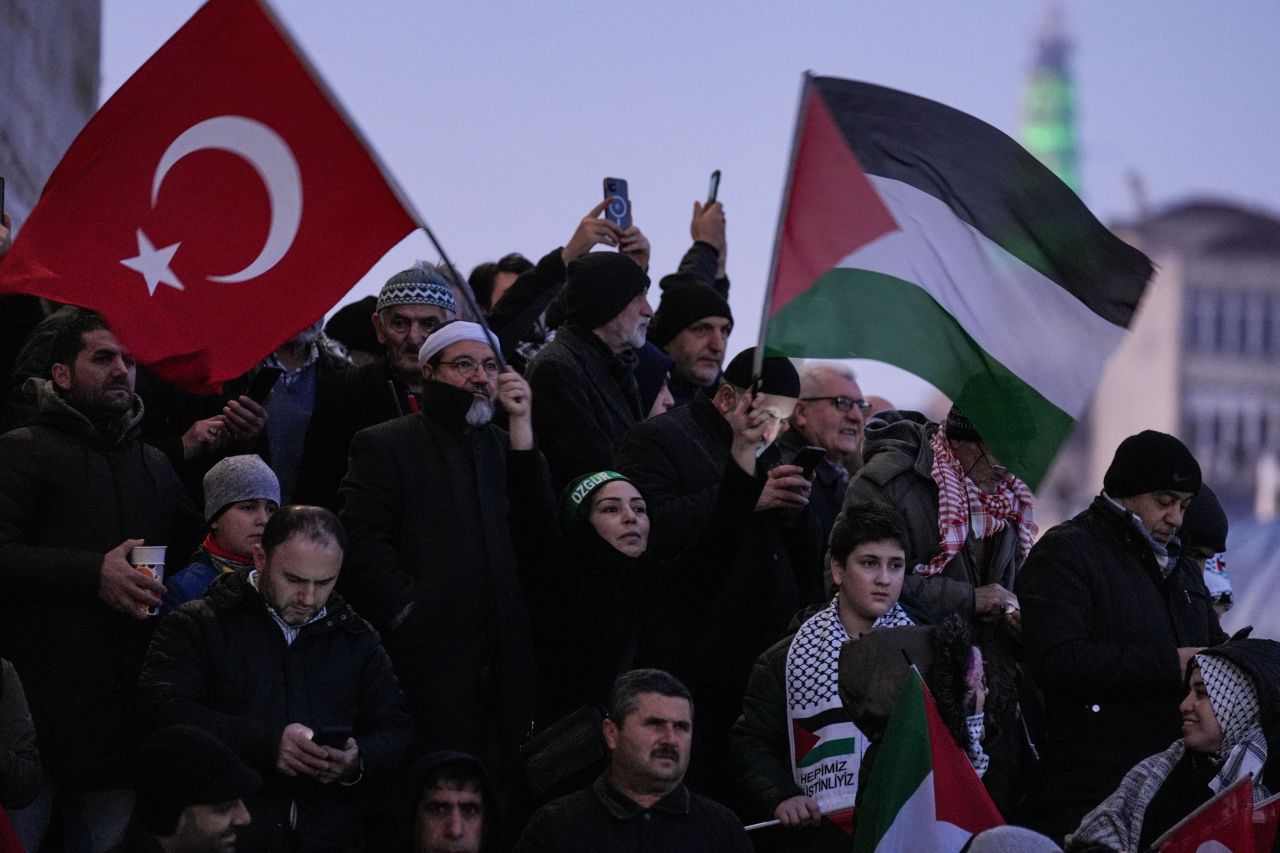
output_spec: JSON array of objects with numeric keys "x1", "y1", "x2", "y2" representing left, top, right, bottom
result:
[
  {"x1": 762, "y1": 75, "x2": 1153, "y2": 488},
  {"x1": 851, "y1": 669, "x2": 1002, "y2": 853}
]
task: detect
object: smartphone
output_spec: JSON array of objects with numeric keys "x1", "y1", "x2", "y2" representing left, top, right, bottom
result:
[
  {"x1": 312, "y1": 728, "x2": 352, "y2": 750},
  {"x1": 706, "y1": 170, "x2": 720, "y2": 206},
  {"x1": 792, "y1": 445, "x2": 827, "y2": 477},
  {"x1": 245, "y1": 366, "x2": 284, "y2": 405},
  {"x1": 602, "y1": 177, "x2": 631, "y2": 230}
]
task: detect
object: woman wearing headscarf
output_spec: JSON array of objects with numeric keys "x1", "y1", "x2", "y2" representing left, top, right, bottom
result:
[{"x1": 1066, "y1": 638, "x2": 1280, "y2": 852}]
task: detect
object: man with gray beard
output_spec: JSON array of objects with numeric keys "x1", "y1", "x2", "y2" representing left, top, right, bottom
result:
[{"x1": 338, "y1": 320, "x2": 551, "y2": 798}]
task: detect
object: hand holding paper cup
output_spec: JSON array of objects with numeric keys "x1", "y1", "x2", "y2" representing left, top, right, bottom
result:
[{"x1": 128, "y1": 545, "x2": 167, "y2": 616}]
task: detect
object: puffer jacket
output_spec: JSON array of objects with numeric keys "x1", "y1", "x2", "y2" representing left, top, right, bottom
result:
[{"x1": 0, "y1": 379, "x2": 198, "y2": 789}]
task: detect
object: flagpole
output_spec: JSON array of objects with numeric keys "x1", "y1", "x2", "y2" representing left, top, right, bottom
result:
[
  {"x1": 753, "y1": 70, "x2": 813, "y2": 380},
  {"x1": 743, "y1": 806, "x2": 853, "y2": 833},
  {"x1": 255, "y1": 0, "x2": 503, "y2": 367}
]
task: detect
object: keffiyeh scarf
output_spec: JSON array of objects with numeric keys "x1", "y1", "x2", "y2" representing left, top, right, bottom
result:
[
  {"x1": 785, "y1": 598, "x2": 915, "y2": 829},
  {"x1": 921, "y1": 429, "x2": 1037, "y2": 577}
]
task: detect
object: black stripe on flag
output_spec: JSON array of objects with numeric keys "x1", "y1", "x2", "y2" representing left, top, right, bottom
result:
[
  {"x1": 811, "y1": 75, "x2": 1151, "y2": 329},
  {"x1": 795, "y1": 706, "x2": 850, "y2": 733}
]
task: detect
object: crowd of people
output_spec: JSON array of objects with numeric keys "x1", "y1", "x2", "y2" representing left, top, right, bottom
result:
[{"x1": 0, "y1": 199, "x2": 1273, "y2": 853}]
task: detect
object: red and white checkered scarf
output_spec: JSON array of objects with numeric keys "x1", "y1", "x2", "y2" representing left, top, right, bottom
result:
[{"x1": 920, "y1": 428, "x2": 1037, "y2": 577}]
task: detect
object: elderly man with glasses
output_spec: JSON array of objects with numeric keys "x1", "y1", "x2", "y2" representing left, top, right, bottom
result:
[
  {"x1": 338, "y1": 320, "x2": 553, "y2": 805},
  {"x1": 842, "y1": 403, "x2": 1038, "y2": 818}
]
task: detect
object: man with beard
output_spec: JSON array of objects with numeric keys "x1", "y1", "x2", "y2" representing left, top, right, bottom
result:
[
  {"x1": 647, "y1": 278, "x2": 733, "y2": 409},
  {"x1": 339, "y1": 321, "x2": 551, "y2": 798},
  {"x1": 137, "y1": 506, "x2": 412, "y2": 852},
  {"x1": 513, "y1": 669, "x2": 751, "y2": 852},
  {"x1": 294, "y1": 265, "x2": 457, "y2": 509},
  {"x1": 526, "y1": 246, "x2": 653, "y2": 491},
  {"x1": 0, "y1": 310, "x2": 198, "y2": 852}
]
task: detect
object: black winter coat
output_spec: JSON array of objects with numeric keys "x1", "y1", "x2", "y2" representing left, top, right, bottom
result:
[
  {"x1": 338, "y1": 380, "x2": 545, "y2": 782},
  {"x1": 526, "y1": 325, "x2": 642, "y2": 492},
  {"x1": 1016, "y1": 495, "x2": 1226, "y2": 837},
  {"x1": 137, "y1": 570, "x2": 413, "y2": 853},
  {"x1": 294, "y1": 357, "x2": 417, "y2": 510},
  {"x1": 0, "y1": 380, "x2": 198, "y2": 789},
  {"x1": 614, "y1": 392, "x2": 825, "y2": 802}
]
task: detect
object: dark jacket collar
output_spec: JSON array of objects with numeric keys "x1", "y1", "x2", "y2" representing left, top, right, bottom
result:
[
  {"x1": 591, "y1": 772, "x2": 691, "y2": 819},
  {"x1": 29, "y1": 376, "x2": 145, "y2": 447},
  {"x1": 201, "y1": 568, "x2": 363, "y2": 634},
  {"x1": 689, "y1": 389, "x2": 732, "y2": 448},
  {"x1": 420, "y1": 379, "x2": 483, "y2": 432}
]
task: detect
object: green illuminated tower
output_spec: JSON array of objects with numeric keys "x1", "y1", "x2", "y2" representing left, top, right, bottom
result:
[{"x1": 1023, "y1": 2, "x2": 1080, "y2": 194}]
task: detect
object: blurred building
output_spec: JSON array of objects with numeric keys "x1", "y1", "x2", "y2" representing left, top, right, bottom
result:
[
  {"x1": 1022, "y1": 1, "x2": 1080, "y2": 194},
  {"x1": 0, "y1": 0, "x2": 101, "y2": 223}
]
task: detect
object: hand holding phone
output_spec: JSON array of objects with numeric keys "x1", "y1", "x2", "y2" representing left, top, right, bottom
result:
[
  {"x1": 602, "y1": 177, "x2": 631, "y2": 230},
  {"x1": 246, "y1": 367, "x2": 284, "y2": 405},
  {"x1": 792, "y1": 445, "x2": 827, "y2": 478}
]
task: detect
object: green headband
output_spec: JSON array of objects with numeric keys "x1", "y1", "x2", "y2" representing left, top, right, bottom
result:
[{"x1": 565, "y1": 470, "x2": 632, "y2": 513}]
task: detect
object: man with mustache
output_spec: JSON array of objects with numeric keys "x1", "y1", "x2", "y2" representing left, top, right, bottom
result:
[
  {"x1": 1016, "y1": 430, "x2": 1228, "y2": 843},
  {"x1": 339, "y1": 321, "x2": 550, "y2": 802},
  {"x1": 294, "y1": 264, "x2": 457, "y2": 509},
  {"x1": 137, "y1": 506, "x2": 412, "y2": 852},
  {"x1": 0, "y1": 309, "x2": 199, "y2": 852},
  {"x1": 514, "y1": 669, "x2": 751, "y2": 852}
]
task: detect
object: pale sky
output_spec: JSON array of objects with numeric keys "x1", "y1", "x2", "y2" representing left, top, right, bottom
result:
[{"x1": 102, "y1": 0, "x2": 1280, "y2": 408}]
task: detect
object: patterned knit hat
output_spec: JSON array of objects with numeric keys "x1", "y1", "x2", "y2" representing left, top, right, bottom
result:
[{"x1": 377, "y1": 263, "x2": 458, "y2": 314}]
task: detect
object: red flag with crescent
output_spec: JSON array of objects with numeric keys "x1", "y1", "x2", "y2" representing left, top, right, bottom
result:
[{"x1": 0, "y1": 0, "x2": 418, "y2": 392}]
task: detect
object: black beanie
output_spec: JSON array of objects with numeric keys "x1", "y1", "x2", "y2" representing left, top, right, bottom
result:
[
  {"x1": 722, "y1": 347, "x2": 800, "y2": 398},
  {"x1": 1180, "y1": 483, "x2": 1228, "y2": 552},
  {"x1": 1103, "y1": 430, "x2": 1201, "y2": 498},
  {"x1": 324, "y1": 295, "x2": 380, "y2": 357},
  {"x1": 944, "y1": 405, "x2": 982, "y2": 442},
  {"x1": 648, "y1": 278, "x2": 733, "y2": 348},
  {"x1": 564, "y1": 252, "x2": 650, "y2": 331},
  {"x1": 132, "y1": 726, "x2": 261, "y2": 835},
  {"x1": 635, "y1": 342, "x2": 675, "y2": 414}
]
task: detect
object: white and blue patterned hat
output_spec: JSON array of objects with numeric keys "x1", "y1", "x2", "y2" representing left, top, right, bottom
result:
[{"x1": 376, "y1": 263, "x2": 457, "y2": 314}]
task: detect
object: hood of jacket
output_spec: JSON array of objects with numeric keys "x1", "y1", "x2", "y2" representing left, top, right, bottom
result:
[{"x1": 26, "y1": 376, "x2": 146, "y2": 448}]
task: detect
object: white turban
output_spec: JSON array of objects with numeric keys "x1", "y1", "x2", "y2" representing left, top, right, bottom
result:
[{"x1": 418, "y1": 320, "x2": 501, "y2": 365}]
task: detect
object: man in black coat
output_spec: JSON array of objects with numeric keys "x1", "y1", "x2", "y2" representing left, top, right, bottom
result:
[
  {"x1": 339, "y1": 321, "x2": 551, "y2": 797},
  {"x1": 137, "y1": 506, "x2": 413, "y2": 852},
  {"x1": 293, "y1": 264, "x2": 458, "y2": 509},
  {"x1": 525, "y1": 243, "x2": 653, "y2": 492},
  {"x1": 513, "y1": 669, "x2": 752, "y2": 853},
  {"x1": 614, "y1": 347, "x2": 822, "y2": 805},
  {"x1": 0, "y1": 310, "x2": 199, "y2": 852},
  {"x1": 1016, "y1": 430, "x2": 1227, "y2": 842}
]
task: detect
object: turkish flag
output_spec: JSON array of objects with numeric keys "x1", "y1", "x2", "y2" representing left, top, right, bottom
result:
[
  {"x1": 1254, "y1": 792, "x2": 1280, "y2": 852},
  {"x1": 1154, "y1": 775, "x2": 1255, "y2": 852},
  {"x1": 0, "y1": 0, "x2": 417, "y2": 391}
]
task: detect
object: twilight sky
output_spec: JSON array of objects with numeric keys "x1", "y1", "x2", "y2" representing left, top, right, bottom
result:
[{"x1": 102, "y1": 0, "x2": 1280, "y2": 407}]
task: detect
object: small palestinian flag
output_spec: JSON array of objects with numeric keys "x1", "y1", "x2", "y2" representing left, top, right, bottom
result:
[
  {"x1": 762, "y1": 74, "x2": 1153, "y2": 488},
  {"x1": 851, "y1": 669, "x2": 1002, "y2": 853}
]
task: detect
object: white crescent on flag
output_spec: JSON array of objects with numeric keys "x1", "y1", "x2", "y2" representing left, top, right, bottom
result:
[{"x1": 122, "y1": 114, "x2": 303, "y2": 295}]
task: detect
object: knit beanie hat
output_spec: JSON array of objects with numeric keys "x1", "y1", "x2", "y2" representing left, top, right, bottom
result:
[
  {"x1": 647, "y1": 278, "x2": 732, "y2": 348},
  {"x1": 377, "y1": 264, "x2": 458, "y2": 314},
  {"x1": 722, "y1": 347, "x2": 801, "y2": 398},
  {"x1": 1180, "y1": 483, "x2": 1228, "y2": 553},
  {"x1": 635, "y1": 343, "x2": 675, "y2": 414},
  {"x1": 132, "y1": 725, "x2": 261, "y2": 836},
  {"x1": 203, "y1": 454, "x2": 281, "y2": 522},
  {"x1": 1103, "y1": 430, "x2": 1201, "y2": 498},
  {"x1": 324, "y1": 295, "x2": 380, "y2": 357},
  {"x1": 564, "y1": 252, "x2": 650, "y2": 331},
  {"x1": 944, "y1": 405, "x2": 982, "y2": 442}
]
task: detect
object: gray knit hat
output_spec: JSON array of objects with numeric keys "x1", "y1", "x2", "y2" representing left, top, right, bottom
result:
[
  {"x1": 202, "y1": 455, "x2": 281, "y2": 522},
  {"x1": 377, "y1": 263, "x2": 458, "y2": 314}
]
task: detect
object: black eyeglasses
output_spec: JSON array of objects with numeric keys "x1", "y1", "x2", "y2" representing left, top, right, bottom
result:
[{"x1": 801, "y1": 396, "x2": 871, "y2": 414}]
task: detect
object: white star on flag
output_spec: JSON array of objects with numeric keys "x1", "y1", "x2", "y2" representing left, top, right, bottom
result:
[{"x1": 120, "y1": 229, "x2": 185, "y2": 295}]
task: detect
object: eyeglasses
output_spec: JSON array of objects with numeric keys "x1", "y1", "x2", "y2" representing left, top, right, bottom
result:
[
  {"x1": 801, "y1": 396, "x2": 871, "y2": 414},
  {"x1": 437, "y1": 357, "x2": 500, "y2": 378}
]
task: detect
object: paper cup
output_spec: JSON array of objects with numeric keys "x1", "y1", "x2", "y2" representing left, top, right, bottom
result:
[{"x1": 129, "y1": 545, "x2": 166, "y2": 617}]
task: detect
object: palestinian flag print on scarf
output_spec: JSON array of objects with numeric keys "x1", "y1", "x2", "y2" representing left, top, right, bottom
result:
[{"x1": 762, "y1": 75, "x2": 1153, "y2": 489}]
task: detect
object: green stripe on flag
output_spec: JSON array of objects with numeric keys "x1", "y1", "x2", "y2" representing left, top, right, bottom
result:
[
  {"x1": 797, "y1": 737, "x2": 860, "y2": 768},
  {"x1": 852, "y1": 672, "x2": 931, "y2": 853},
  {"x1": 764, "y1": 267, "x2": 1074, "y2": 489}
]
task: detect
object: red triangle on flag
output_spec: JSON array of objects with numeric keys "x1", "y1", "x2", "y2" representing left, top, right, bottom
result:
[
  {"x1": 922, "y1": 680, "x2": 1005, "y2": 835},
  {"x1": 0, "y1": 0, "x2": 418, "y2": 392},
  {"x1": 792, "y1": 719, "x2": 821, "y2": 763},
  {"x1": 1154, "y1": 775, "x2": 1254, "y2": 853}
]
